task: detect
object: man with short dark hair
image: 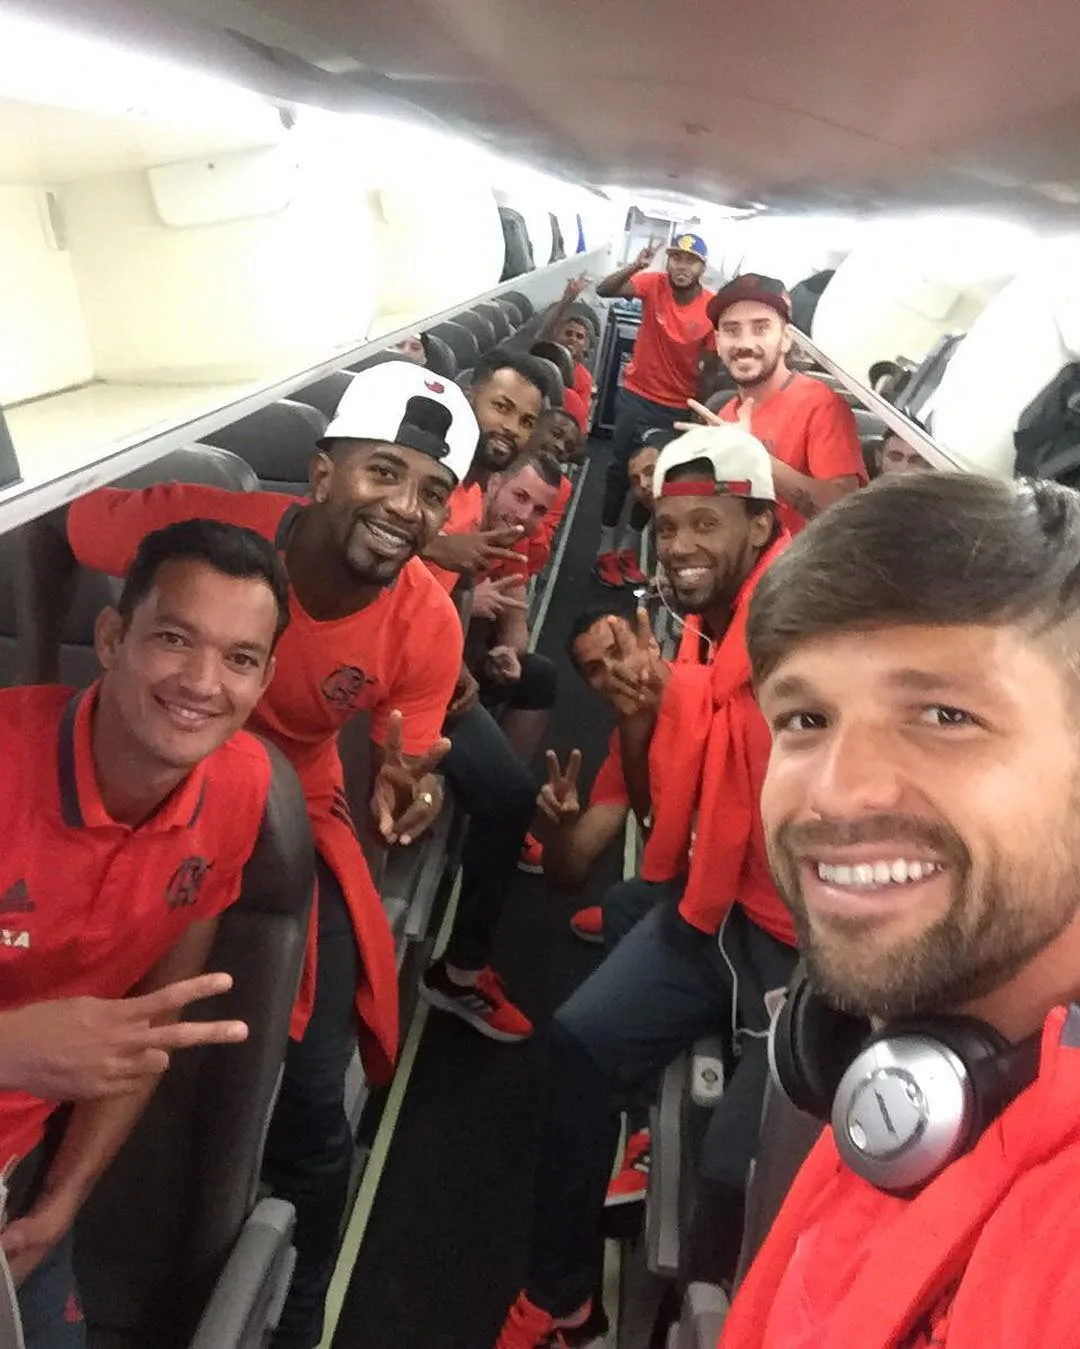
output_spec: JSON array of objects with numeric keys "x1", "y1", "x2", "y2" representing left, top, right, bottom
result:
[
  {"x1": 1, "y1": 519, "x2": 289, "y2": 1346},
  {"x1": 703, "y1": 274, "x2": 866, "y2": 533},
  {"x1": 722, "y1": 472, "x2": 1080, "y2": 1347},
  {"x1": 495, "y1": 426, "x2": 798, "y2": 1348},
  {"x1": 594, "y1": 235, "x2": 716, "y2": 588},
  {"x1": 535, "y1": 274, "x2": 596, "y2": 412},
  {"x1": 37, "y1": 361, "x2": 472, "y2": 1348}
]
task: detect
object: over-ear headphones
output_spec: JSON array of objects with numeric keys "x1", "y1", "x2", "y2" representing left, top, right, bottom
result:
[{"x1": 769, "y1": 969, "x2": 1041, "y2": 1193}]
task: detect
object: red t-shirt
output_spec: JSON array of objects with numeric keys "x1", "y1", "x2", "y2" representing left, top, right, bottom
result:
[
  {"x1": 590, "y1": 729, "x2": 631, "y2": 809},
  {"x1": 67, "y1": 484, "x2": 462, "y2": 1078},
  {"x1": 718, "y1": 373, "x2": 867, "y2": 534},
  {"x1": 425, "y1": 480, "x2": 485, "y2": 594},
  {"x1": 722, "y1": 1005, "x2": 1080, "y2": 1349},
  {"x1": 572, "y1": 362, "x2": 594, "y2": 410},
  {"x1": 0, "y1": 684, "x2": 270, "y2": 1165},
  {"x1": 623, "y1": 271, "x2": 716, "y2": 409}
]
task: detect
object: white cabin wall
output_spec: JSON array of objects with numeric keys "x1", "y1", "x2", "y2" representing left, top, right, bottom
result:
[
  {"x1": 369, "y1": 180, "x2": 505, "y2": 337},
  {"x1": 62, "y1": 150, "x2": 380, "y2": 385},
  {"x1": 0, "y1": 184, "x2": 95, "y2": 404}
]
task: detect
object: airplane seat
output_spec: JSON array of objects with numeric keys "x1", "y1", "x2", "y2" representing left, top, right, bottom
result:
[
  {"x1": 530, "y1": 341, "x2": 575, "y2": 390},
  {"x1": 454, "y1": 310, "x2": 498, "y2": 355},
  {"x1": 294, "y1": 371, "x2": 356, "y2": 421},
  {"x1": 426, "y1": 322, "x2": 481, "y2": 375},
  {"x1": 76, "y1": 739, "x2": 314, "y2": 1349},
  {"x1": 3, "y1": 446, "x2": 258, "y2": 690},
  {"x1": 501, "y1": 290, "x2": 535, "y2": 322},
  {"x1": 420, "y1": 333, "x2": 459, "y2": 380},
  {"x1": 494, "y1": 297, "x2": 524, "y2": 330},
  {"x1": 530, "y1": 356, "x2": 565, "y2": 409},
  {"x1": 706, "y1": 390, "x2": 737, "y2": 415},
  {"x1": 474, "y1": 301, "x2": 513, "y2": 343},
  {"x1": 200, "y1": 401, "x2": 327, "y2": 494}
]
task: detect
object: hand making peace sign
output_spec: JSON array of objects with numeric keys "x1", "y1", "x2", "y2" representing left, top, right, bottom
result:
[{"x1": 371, "y1": 709, "x2": 451, "y2": 847}]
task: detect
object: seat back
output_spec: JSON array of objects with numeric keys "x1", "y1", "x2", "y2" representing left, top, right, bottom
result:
[
  {"x1": 3, "y1": 446, "x2": 258, "y2": 690},
  {"x1": 530, "y1": 355, "x2": 565, "y2": 408},
  {"x1": 733, "y1": 1076, "x2": 823, "y2": 1289},
  {"x1": 475, "y1": 301, "x2": 513, "y2": 343},
  {"x1": 426, "y1": 322, "x2": 480, "y2": 374},
  {"x1": 501, "y1": 290, "x2": 534, "y2": 321},
  {"x1": 294, "y1": 371, "x2": 355, "y2": 420},
  {"x1": 200, "y1": 400, "x2": 326, "y2": 494},
  {"x1": 454, "y1": 310, "x2": 497, "y2": 354},
  {"x1": 531, "y1": 341, "x2": 575, "y2": 389},
  {"x1": 76, "y1": 743, "x2": 314, "y2": 1347},
  {"x1": 421, "y1": 333, "x2": 458, "y2": 379},
  {"x1": 495, "y1": 297, "x2": 523, "y2": 330}
]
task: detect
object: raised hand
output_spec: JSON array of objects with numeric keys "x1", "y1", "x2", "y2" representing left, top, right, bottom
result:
[
  {"x1": 0, "y1": 973, "x2": 247, "y2": 1102},
  {"x1": 371, "y1": 709, "x2": 450, "y2": 847},
  {"x1": 675, "y1": 396, "x2": 755, "y2": 435},
  {"x1": 424, "y1": 524, "x2": 525, "y2": 575},
  {"x1": 537, "y1": 748, "x2": 583, "y2": 826},
  {"x1": 563, "y1": 274, "x2": 590, "y2": 301},
  {"x1": 633, "y1": 238, "x2": 661, "y2": 270},
  {"x1": 486, "y1": 644, "x2": 522, "y2": 685},
  {"x1": 472, "y1": 576, "x2": 528, "y2": 622},
  {"x1": 606, "y1": 608, "x2": 669, "y2": 718}
]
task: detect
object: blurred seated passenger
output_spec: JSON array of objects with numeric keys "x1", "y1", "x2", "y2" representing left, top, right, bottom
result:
[
  {"x1": 535, "y1": 274, "x2": 595, "y2": 409},
  {"x1": 878, "y1": 430, "x2": 931, "y2": 476},
  {"x1": 393, "y1": 332, "x2": 426, "y2": 365}
]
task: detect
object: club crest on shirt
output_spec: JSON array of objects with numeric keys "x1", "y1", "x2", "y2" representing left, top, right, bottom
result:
[
  {"x1": 322, "y1": 665, "x2": 374, "y2": 710},
  {"x1": 166, "y1": 856, "x2": 213, "y2": 910}
]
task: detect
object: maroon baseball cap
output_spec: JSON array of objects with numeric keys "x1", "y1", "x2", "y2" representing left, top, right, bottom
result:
[{"x1": 707, "y1": 274, "x2": 792, "y2": 328}]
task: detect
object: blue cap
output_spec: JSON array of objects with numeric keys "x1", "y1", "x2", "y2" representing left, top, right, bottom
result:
[{"x1": 668, "y1": 232, "x2": 708, "y2": 263}]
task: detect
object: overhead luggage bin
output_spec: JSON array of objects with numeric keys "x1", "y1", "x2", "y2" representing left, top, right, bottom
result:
[
  {"x1": 812, "y1": 216, "x2": 1025, "y2": 385},
  {"x1": 933, "y1": 239, "x2": 1080, "y2": 479}
]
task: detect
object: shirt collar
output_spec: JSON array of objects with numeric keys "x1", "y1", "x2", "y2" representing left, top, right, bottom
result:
[{"x1": 57, "y1": 683, "x2": 208, "y2": 833}]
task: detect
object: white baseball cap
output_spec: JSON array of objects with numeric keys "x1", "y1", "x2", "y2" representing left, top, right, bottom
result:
[
  {"x1": 653, "y1": 424, "x2": 775, "y2": 502},
  {"x1": 321, "y1": 360, "x2": 479, "y2": 482}
]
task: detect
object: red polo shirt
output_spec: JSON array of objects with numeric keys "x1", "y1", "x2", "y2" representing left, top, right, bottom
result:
[
  {"x1": 624, "y1": 272, "x2": 716, "y2": 409},
  {"x1": 0, "y1": 683, "x2": 271, "y2": 1166},
  {"x1": 717, "y1": 373, "x2": 867, "y2": 534}
]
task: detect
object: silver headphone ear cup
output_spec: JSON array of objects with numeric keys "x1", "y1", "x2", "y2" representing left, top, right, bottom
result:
[{"x1": 831, "y1": 1035, "x2": 975, "y2": 1193}]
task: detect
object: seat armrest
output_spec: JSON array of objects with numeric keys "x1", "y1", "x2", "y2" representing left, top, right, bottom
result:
[
  {"x1": 646, "y1": 1051, "x2": 689, "y2": 1278},
  {"x1": 678, "y1": 1282, "x2": 730, "y2": 1349},
  {"x1": 188, "y1": 1198, "x2": 296, "y2": 1349}
]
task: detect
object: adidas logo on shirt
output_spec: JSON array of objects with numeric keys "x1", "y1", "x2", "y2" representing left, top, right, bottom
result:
[{"x1": 0, "y1": 879, "x2": 33, "y2": 914}]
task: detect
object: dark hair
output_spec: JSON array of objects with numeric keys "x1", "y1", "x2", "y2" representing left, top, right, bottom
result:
[
  {"x1": 118, "y1": 518, "x2": 291, "y2": 648},
  {"x1": 472, "y1": 346, "x2": 554, "y2": 403},
  {"x1": 566, "y1": 606, "x2": 628, "y2": 671},
  {"x1": 500, "y1": 449, "x2": 564, "y2": 489},
  {"x1": 630, "y1": 429, "x2": 675, "y2": 463},
  {"x1": 536, "y1": 405, "x2": 580, "y2": 432},
  {"x1": 747, "y1": 473, "x2": 1080, "y2": 687}
]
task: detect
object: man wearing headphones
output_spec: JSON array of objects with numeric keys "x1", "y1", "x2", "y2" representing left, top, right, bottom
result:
[{"x1": 723, "y1": 472, "x2": 1080, "y2": 1347}]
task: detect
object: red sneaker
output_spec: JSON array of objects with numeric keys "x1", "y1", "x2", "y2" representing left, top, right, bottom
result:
[
  {"x1": 605, "y1": 1128, "x2": 651, "y2": 1207},
  {"x1": 617, "y1": 550, "x2": 647, "y2": 585},
  {"x1": 569, "y1": 906, "x2": 604, "y2": 944},
  {"x1": 594, "y1": 551, "x2": 624, "y2": 588},
  {"x1": 420, "y1": 960, "x2": 533, "y2": 1042},
  {"x1": 495, "y1": 1291, "x2": 591, "y2": 1348},
  {"x1": 518, "y1": 833, "x2": 544, "y2": 874}
]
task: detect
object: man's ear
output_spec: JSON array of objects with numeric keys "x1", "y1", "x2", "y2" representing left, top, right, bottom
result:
[
  {"x1": 779, "y1": 323, "x2": 795, "y2": 357},
  {"x1": 259, "y1": 652, "x2": 277, "y2": 694},
  {"x1": 309, "y1": 451, "x2": 334, "y2": 504},
  {"x1": 94, "y1": 606, "x2": 124, "y2": 671}
]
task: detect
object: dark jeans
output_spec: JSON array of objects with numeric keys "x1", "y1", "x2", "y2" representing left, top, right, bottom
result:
[
  {"x1": 441, "y1": 702, "x2": 538, "y2": 971},
  {"x1": 479, "y1": 652, "x2": 558, "y2": 712},
  {"x1": 602, "y1": 389, "x2": 684, "y2": 529},
  {"x1": 14, "y1": 1229, "x2": 85, "y2": 1349},
  {"x1": 524, "y1": 900, "x2": 798, "y2": 1315},
  {"x1": 601, "y1": 876, "x2": 677, "y2": 947},
  {"x1": 263, "y1": 856, "x2": 359, "y2": 1349}
]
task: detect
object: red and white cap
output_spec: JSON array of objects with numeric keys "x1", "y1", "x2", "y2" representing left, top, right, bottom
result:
[
  {"x1": 321, "y1": 360, "x2": 479, "y2": 482},
  {"x1": 653, "y1": 425, "x2": 775, "y2": 502}
]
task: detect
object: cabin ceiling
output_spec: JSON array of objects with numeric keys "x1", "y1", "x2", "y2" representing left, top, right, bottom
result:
[{"x1": 14, "y1": 0, "x2": 1080, "y2": 221}]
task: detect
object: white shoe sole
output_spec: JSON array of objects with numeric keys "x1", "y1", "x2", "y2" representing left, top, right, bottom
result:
[{"x1": 419, "y1": 980, "x2": 532, "y2": 1043}]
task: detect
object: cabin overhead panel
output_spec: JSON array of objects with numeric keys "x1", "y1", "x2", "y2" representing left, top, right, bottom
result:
[{"x1": 17, "y1": 0, "x2": 1080, "y2": 220}]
